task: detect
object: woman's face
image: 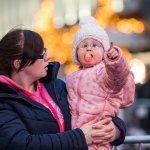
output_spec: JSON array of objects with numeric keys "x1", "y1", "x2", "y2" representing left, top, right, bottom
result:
[
  {"x1": 77, "y1": 38, "x2": 104, "y2": 68},
  {"x1": 21, "y1": 49, "x2": 50, "y2": 81}
]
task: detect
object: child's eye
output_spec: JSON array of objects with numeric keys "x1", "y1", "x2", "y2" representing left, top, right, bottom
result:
[
  {"x1": 81, "y1": 44, "x2": 87, "y2": 48},
  {"x1": 92, "y1": 43, "x2": 99, "y2": 48}
]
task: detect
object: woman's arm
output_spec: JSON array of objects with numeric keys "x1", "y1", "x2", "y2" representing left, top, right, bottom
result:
[{"x1": 0, "y1": 103, "x2": 88, "y2": 150}]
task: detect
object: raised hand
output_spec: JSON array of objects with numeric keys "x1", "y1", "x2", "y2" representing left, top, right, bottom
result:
[{"x1": 107, "y1": 42, "x2": 119, "y2": 59}]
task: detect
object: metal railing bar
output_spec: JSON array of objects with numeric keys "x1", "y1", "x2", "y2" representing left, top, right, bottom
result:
[
  {"x1": 138, "y1": 143, "x2": 141, "y2": 150},
  {"x1": 114, "y1": 135, "x2": 150, "y2": 150},
  {"x1": 123, "y1": 135, "x2": 150, "y2": 144}
]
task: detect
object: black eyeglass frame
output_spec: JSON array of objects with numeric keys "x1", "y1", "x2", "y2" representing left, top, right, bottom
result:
[{"x1": 37, "y1": 48, "x2": 47, "y2": 59}]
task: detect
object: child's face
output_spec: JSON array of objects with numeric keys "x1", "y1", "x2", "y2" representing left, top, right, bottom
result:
[{"x1": 77, "y1": 38, "x2": 104, "y2": 68}]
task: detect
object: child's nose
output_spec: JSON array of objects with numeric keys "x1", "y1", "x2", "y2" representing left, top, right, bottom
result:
[{"x1": 86, "y1": 45, "x2": 92, "y2": 51}]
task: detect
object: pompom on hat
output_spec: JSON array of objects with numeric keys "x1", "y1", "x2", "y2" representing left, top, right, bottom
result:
[{"x1": 72, "y1": 16, "x2": 110, "y2": 65}]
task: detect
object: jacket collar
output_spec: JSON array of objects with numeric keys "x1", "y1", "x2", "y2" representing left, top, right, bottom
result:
[{"x1": 40, "y1": 62, "x2": 60, "y2": 83}]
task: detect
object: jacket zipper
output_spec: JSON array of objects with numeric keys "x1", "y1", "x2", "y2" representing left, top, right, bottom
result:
[{"x1": 53, "y1": 80, "x2": 65, "y2": 131}]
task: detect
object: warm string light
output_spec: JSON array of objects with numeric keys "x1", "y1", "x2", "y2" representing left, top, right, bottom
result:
[
  {"x1": 130, "y1": 58, "x2": 146, "y2": 84},
  {"x1": 33, "y1": 0, "x2": 145, "y2": 76}
]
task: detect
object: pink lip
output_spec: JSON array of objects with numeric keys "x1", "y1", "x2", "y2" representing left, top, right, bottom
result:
[{"x1": 45, "y1": 64, "x2": 48, "y2": 68}]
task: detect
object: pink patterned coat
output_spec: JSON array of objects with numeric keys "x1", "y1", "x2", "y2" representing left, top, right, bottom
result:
[{"x1": 66, "y1": 46, "x2": 135, "y2": 149}]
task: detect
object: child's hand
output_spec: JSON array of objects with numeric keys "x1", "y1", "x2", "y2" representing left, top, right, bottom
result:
[{"x1": 107, "y1": 42, "x2": 119, "y2": 59}]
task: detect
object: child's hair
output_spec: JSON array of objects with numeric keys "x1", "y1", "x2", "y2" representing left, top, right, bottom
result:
[{"x1": 72, "y1": 16, "x2": 110, "y2": 66}]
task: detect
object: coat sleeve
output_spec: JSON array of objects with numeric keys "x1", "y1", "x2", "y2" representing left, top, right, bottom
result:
[
  {"x1": 0, "y1": 102, "x2": 88, "y2": 150},
  {"x1": 100, "y1": 46, "x2": 135, "y2": 116},
  {"x1": 104, "y1": 46, "x2": 135, "y2": 107},
  {"x1": 104, "y1": 46, "x2": 130, "y2": 94},
  {"x1": 111, "y1": 117, "x2": 126, "y2": 146}
]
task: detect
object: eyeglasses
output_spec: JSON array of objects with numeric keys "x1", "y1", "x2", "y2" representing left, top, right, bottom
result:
[
  {"x1": 77, "y1": 42, "x2": 103, "y2": 50},
  {"x1": 38, "y1": 48, "x2": 47, "y2": 59}
]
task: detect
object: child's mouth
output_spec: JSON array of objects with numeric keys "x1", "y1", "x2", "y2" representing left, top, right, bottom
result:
[{"x1": 84, "y1": 53, "x2": 94, "y2": 62}]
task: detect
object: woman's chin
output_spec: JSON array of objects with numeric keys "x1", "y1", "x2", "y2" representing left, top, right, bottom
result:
[{"x1": 41, "y1": 72, "x2": 48, "y2": 78}]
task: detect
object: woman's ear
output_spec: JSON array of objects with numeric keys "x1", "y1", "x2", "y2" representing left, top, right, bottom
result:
[{"x1": 13, "y1": 59, "x2": 21, "y2": 69}]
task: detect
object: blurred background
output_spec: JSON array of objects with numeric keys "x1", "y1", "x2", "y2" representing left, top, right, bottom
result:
[{"x1": 0, "y1": 0, "x2": 150, "y2": 149}]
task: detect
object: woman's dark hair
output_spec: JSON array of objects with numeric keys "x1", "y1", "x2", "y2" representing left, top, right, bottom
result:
[{"x1": 0, "y1": 28, "x2": 44, "y2": 76}]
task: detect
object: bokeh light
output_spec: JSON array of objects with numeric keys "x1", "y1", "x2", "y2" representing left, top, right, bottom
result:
[
  {"x1": 33, "y1": 0, "x2": 146, "y2": 79},
  {"x1": 130, "y1": 58, "x2": 145, "y2": 84}
]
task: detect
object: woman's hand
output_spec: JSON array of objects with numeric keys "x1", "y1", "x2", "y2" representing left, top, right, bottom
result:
[
  {"x1": 80, "y1": 117, "x2": 112, "y2": 145},
  {"x1": 92, "y1": 117, "x2": 121, "y2": 146}
]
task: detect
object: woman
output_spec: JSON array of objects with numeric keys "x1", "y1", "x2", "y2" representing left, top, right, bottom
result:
[{"x1": 0, "y1": 28, "x2": 126, "y2": 150}]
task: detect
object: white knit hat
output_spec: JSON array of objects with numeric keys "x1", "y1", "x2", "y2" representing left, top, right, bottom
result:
[{"x1": 72, "y1": 16, "x2": 110, "y2": 65}]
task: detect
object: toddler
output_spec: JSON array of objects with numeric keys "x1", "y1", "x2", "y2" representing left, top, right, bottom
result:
[{"x1": 66, "y1": 16, "x2": 135, "y2": 150}]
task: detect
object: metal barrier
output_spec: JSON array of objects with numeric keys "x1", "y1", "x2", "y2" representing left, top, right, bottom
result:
[
  {"x1": 114, "y1": 135, "x2": 150, "y2": 150},
  {"x1": 113, "y1": 99, "x2": 150, "y2": 150}
]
